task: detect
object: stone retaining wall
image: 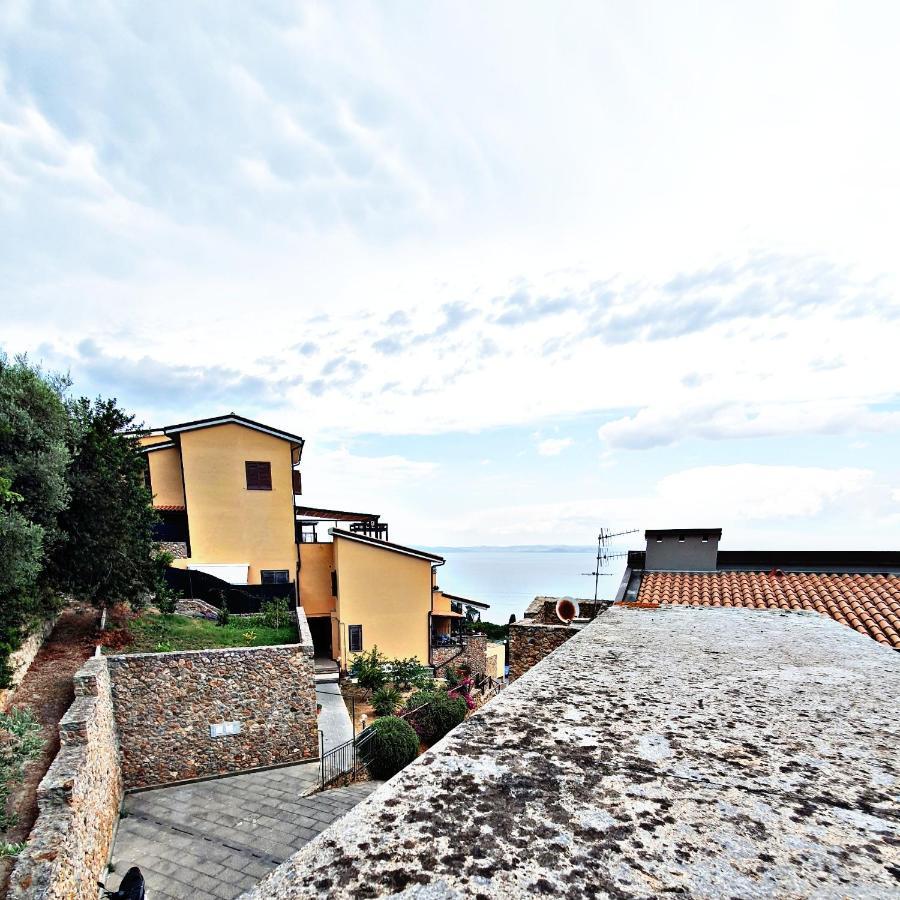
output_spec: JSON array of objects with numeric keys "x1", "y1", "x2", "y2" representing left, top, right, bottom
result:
[
  {"x1": 107, "y1": 635, "x2": 317, "y2": 789},
  {"x1": 158, "y1": 541, "x2": 188, "y2": 558},
  {"x1": 9, "y1": 657, "x2": 122, "y2": 900},
  {"x1": 0, "y1": 617, "x2": 57, "y2": 711},
  {"x1": 432, "y1": 634, "x2": 488, "y2": 679},
  {"x1": 174, "y1": 598, "x2": 220, "y2": 619},
  {"x1": 508, "y1": 621, "x2": 577, "y2": 681}
]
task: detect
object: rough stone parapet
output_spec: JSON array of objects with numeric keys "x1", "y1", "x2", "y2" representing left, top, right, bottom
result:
[
  {"x1": 508, "y1": 620, "x2": 576, "y2": 680},
  {"x1": 432, "y1": 634, "x2": 487, "y2": 679},
  {"x1": 242, "y1": 607, "x2": 900, "y2": 898},
  {"x1": 8, "y1": 657, "x2": 122, "y2": 900},
  {"x1": 107, "y1": 641, "x2": 318, "y2": 789},
  {"x1": 523, "y1": 596, "x2": 609, "y2": 625}
]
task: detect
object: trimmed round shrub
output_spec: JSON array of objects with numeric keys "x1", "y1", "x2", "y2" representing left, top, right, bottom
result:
[
  {"x1": 364, "y1": 716, "x2": 419, "y2": 780},
  {"x1": 406, "y1": 692, "x2": 467, "y2": 744}
]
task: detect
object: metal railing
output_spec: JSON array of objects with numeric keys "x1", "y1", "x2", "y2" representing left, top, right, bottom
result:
[{"x1": 319, "y1": 726, "x2": 376, "y2": 790}]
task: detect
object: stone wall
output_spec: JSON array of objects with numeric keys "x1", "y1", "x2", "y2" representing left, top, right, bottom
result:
[
  {"x1": 9, "y1": 657, "x2": 122, "y2": 900},
  {"x1": 107, "y1": 638, "x2": 317, "y2": 789},
  {"x1": 174, "y1": 598, "x2": 220, "y2": 619},
  {"x1": 158, "y1": 540, "x2": 188, "y2": 558},
  {"x1": 432, "y1": 634, "x2": 488, "y2": 679},
  {"x1": 523, "y1": 597, "x2": 609, "y2": 625},
  {"x1": 508, "y1": 621, "x2": 577, "y2": 681},
  {"x1": 0, "y1": 617, "x2": 57, "y2": 711}
]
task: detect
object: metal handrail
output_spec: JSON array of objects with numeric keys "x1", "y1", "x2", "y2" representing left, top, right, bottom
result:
[{"x1": 319, "y1": 725, "x2": 376, "y2": 789}]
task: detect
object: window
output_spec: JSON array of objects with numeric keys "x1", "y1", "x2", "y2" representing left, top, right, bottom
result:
[
  {"x1": 330, "y1": 570, "x2": 338, "y2": 596},
  {"x1": 261, "y1": 570, "x2": 289, "y2": 585},
  {"x1": 348, "y1": 625, "x2": 363, "y2": 653},
  {"x1": 245, "y1": 461, "x2": 272, "y2": 491}
]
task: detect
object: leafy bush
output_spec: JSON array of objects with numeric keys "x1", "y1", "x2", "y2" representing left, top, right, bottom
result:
[
  {"x1": 261, "y1": 597, "x2": 291, "y2": 629},
  {"x1": 155, "y1": 581, "x2": 177, "y2": 616},
  {"x1": 371, "y1": 685, "x2": 401, "y2": 718},
  {"x1": 364, "y1": 716, "x2": 419, "y2": 780},
  {"x1": 411, "y1": 672, "x2": 438, "y2": 692},
  {"x1": 350, "y1": 646, "x2": 387, "y2": 695},
  {"x1": 405, "y1": 691, "x2": 467, "y2": 744},
  {"x1": 388, "y1": 656, "x2": 423, "y2": 690},
  {"x1": 216, "y1": 603, "x2": 230, "y2": 627},
  {"x1": 0, "y1": 708, "x2": 44, "y2": 830},
  {"x1": 450, "y1": 677, "x2": 477, "y2": 710},
  {"x1": 444, "y1": 666, "x2": 460, "y2": 689}
]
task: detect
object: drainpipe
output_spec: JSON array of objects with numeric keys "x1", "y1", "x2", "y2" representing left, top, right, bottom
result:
[{"x1": 430, "y1": 560, "x2": 445, "y2": 670}]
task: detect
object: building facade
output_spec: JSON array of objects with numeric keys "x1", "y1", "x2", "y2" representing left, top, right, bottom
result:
[{"x1": 140, "y1": 413, "x2": 487, "y2": 670}]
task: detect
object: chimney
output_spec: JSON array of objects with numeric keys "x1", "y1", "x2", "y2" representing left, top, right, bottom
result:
[{"x1": 644, "y1": 528, "x2": 722, "y2": 572}]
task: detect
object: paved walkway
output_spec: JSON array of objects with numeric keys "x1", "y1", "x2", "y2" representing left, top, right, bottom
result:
[
  {"x1": 315, "y1": 683, "x2": 353, "y2": 753},
  {"x1": 107, "y1": 764, "x2": 381, "y2": 900}
]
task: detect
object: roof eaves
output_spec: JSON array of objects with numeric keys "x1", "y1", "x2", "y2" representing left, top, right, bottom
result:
[
  {"x1": 440, "y1": 592, "x2": 490, "y2": 610},
  {"x1": 163, "y1": 413, "x2": 305, "y2": 447},
  {"x1": 139, "y1": 440, "x2": 177, "y2": 454},
  {"x1": 329, "y1": 527, "x2": 445, "y2": 563}
]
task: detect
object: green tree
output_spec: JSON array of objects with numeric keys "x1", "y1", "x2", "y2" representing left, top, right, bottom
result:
[
  {"x1": 0, "y1": 354, "x2": 70, "y2": 685},
  {"x1": 50, "y1": 397, "x2": 165, "y2": 608}
]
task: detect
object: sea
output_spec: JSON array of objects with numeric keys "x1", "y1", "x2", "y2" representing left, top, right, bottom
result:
[{"x1": 429, "y1": 547, "x2": 628, "y2": 625}]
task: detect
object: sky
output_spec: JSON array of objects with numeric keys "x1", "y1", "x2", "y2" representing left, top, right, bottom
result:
[{"x1": 3, "y1": 1, "x2": 900, "y2": 554}]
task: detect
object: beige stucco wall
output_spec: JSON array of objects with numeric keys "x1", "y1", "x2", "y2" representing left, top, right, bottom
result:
[
  {"x1": 138, "y1": 433, "x2": 171, "y2": 448},
  {"x1": 486, "y1": 641, "x2": 506, "y2": 678},
  {"x1": 299, "y1": 542, "x2": 336, "y2": 616},
  {"x1": 179, "y1": 424, "x2": 297, "y2": 586},
  {"x1": 146, "y1": 445, "x2": 186, "y2": 508},
  {"x1": 432, "y1": 590, "x2": 452, "y2": 615},
  {"x1": 333, "y1": 535, "x2": 432, "y2": 669}
]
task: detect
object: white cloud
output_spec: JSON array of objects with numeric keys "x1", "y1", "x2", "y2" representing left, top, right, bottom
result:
[
  {"x1": 438, "y1": 464, "x2": 881, "y2": 545},
  {"x1": 598, "y1": 400, "x2": 900, "y2": 450},
  {"x1": 4, "y1": 3, "x2": 900, "y2": 546},
  {"x1": 536, "y1": 437, "x2": 574, "y2": 456},
  {"x1": 654, "y1": 465, "x2": 874, "y2": 522}
]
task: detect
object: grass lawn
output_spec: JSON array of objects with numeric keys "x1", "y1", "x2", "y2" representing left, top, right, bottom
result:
[{"x1": 114, "y1": 612, "x2": 298, "y2": 653}]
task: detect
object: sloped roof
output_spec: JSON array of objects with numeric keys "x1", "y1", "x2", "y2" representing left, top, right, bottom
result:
[
  {"x1": 162, "y1": 413, "x2": 304, "y2": 447},
  {"x1": 329, "y1": 528, "x2": 444, "y2": 563},
  {"x1": 638, "y1": 570, "x2": 900, "y2": 649}
]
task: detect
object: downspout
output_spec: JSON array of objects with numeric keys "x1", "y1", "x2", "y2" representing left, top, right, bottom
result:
[{"x1": 430, "y1": 560, "x2": 445, "y2": 669}]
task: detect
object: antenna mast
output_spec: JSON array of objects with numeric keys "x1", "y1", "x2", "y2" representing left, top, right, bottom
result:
[{"x1": 581, "y1": 527, "x2": 640, "y2": 601}]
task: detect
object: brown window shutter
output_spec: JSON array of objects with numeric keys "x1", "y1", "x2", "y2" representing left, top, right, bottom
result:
[
  {"x1": 246, "y1": 461, "x2": 272, "y2": 490},
  {"x1": 292, "y1": 470, "x2": 302, "y2": 494}
]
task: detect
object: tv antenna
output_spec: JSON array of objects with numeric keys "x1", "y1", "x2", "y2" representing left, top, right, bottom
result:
[{"x1": 580, "y1": 527, "x2": 640, "y2": 601}]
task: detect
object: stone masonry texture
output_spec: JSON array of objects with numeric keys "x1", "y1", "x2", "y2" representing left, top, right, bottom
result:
[
  {"x1": 0, "y1": 617, "x2": 57, "y2": 711},
  {"x1": 431, "y1": 634, "x2": 487, "y2": 679},
  {"x1": 508, "y1": 620, "x2": 576, "y2": 680},
  {"x1": 9, "y1": 657, "x2": 123, "y2": 900},
  {"x1": 106, "y1": 642, "x2": 318, "y2": 789},
  {"x1": 242, "y1": 607, "x2": 900, "y2": 898}
]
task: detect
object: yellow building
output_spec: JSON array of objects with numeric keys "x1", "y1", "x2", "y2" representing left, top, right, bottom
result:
[{"x1": 140, "y1": 413, "x2": 488, "y2": 670}]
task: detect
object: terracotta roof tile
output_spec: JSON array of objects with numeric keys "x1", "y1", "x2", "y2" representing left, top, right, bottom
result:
[
  {"x1": 636, "y1": 570, "x2": 900, "y2": 649},
  {"x1": 153, "y1": 504, "x2": 186, "y2": 512}
]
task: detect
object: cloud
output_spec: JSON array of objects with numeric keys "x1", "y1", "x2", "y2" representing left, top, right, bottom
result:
[
  {"x1": 655, "y1": 464, "x2": 874, "y2": 521},
  {"x1": 536, "y1": 437, "x2": 574, "y2": 456},
  {"x1": 373, "y1": 336, "x2": 405, "y2": 355},
  {"x1": 49, "y1": 341, "x2": 303, "y2": 418},
  {"x1": 598, "y1": 400, "x2": 900, "y2": 450},
  {"x1": 493, "y1": 289, "x2": 577, "y2": 326},
  {"x1": 429, "y1": 301, "x2": 478, "y2": 339}
]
